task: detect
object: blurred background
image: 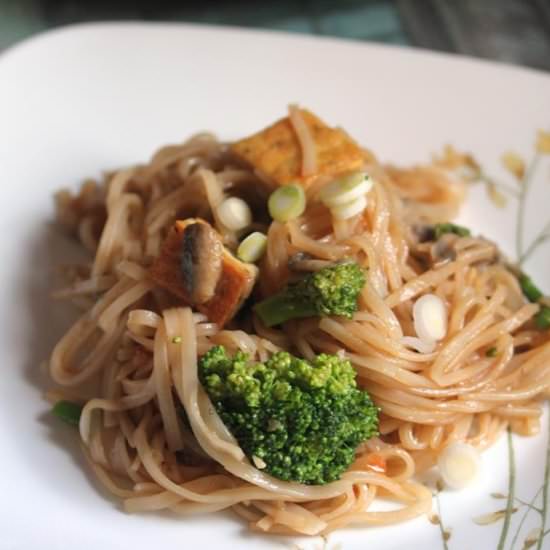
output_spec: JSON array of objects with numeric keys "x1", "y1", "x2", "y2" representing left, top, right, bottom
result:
[{"x1": 1, "y1": 0, "x2": 550, "y2": 71}]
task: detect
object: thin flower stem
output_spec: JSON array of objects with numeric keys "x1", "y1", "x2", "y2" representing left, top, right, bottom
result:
[
  {"x1": 516, "y1": 154, "x2": 541, "y2": 261},
  {"x1": 435, "y1": 491, "x2": 450, "y2": 550},
  {"x1": 497, "y1": 429, "x2": 515, "y2": 550},
  {"x1": 514, "y1": 496, "x2": 543, "y2": 515},
  {"x1": 476, "y1": 176, "x2": 520, "y2": 199},
  {"x1": 535, "y1": 410, "x2": 550, "y2": 550},
  {"x1": 510, "y1": 487, "x2": 543, "y2": 550},
  {"x1": 520, "y1": 219, "x2": 550, "y2": 264}
]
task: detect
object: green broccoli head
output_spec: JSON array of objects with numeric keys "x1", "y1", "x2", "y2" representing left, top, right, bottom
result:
[
  {"x1": 254, "y1": 262, "x2": 366, "y2": 327},
  {"x1": 199, "y1": 345, "x2": 379, "y2": 485}
]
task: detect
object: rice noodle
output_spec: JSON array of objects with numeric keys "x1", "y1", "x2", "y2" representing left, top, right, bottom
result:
[{"x1": 288, "y1": 105, "x2": 317, "y2": 177}]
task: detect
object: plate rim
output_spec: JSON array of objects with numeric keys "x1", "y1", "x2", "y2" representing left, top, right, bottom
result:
[{"x1": 2, "y1": 20, "x2": 550, "y2": 82}]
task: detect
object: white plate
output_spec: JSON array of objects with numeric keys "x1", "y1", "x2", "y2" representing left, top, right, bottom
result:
[{"x1": 0, "y1": 22, "x2": 549, "y2": 550}]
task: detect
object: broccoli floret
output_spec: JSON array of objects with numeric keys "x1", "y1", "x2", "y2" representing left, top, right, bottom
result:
[
  {"x1": 199, "y1": 345, "x2": 379, "y2": 485},
  {"x1": 253, "y1": 262, "x2": 366, "y2": 327}
]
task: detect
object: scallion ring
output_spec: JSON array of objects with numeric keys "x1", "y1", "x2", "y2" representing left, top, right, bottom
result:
[
  {"x1": 331, "y1": 194, "x2": 368, "y2": 220},
  {"x1": 320, "y1": 172, "x2": 372, "y2": 208},
  {"x1": 237, "y1": 232, "x2": 268, "y2": 263},
  {"x1": 268, "y1": 184, "x2": 306, "y2": 222},
  {"x1": 217, "y1": 197, "x2": 252, "y2": 231}
]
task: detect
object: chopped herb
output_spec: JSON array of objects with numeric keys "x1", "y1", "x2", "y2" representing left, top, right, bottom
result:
[
  {"x1": 535, "y1": 306, "x2": 550, "y2": 330},
  {"x1": 172, "y1": 336, "x2": 182, "y2": 344},
  {"x1": 486, "y1": 347, "x2": 498, "y2": 358},
  {"x1": 434, "y1": 222, "x2": 471, "y2": 240},
  {"x1": 52, "y1": 400, "x2": 82, "y2": 426},
  {"x1": 518, "y1": 274, "x2": 543, "y2": 303}
]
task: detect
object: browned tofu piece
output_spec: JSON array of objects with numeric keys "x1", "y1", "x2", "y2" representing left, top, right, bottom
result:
[
  {"x1": 150, "y1": 219, "x2": 258, "y2": 327},
  {"x1": 231, "y1": 109, "x2": 367, "y2": 187}
]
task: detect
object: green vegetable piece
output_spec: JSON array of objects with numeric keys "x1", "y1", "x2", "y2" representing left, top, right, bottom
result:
[
  {"x1": 486, "y1": 347, "x2": 498, "y2": 358},
  {"x1": 199, "y1": 346, "x2": 379, "y2": 485},
  {"x1": 237, "y1": 232, "x2": 268, "y2": 263},
  {"x1": 268, "y1": 184, "x2": 306, "y2": 222},
  {"x1": 518, "y1": 274, "x2": 543, "y2": 303},
  {"x1": 52, "y1": 400, "x2": 82, "y2": 426},
  {"x1": 254, "y1": 262, "x2": 366, "y2": 327},
  {"x1": 535, "y1": 306, "x2": 550, "y2": 330},
  {"x1": 434, "y1": 223, "x2": 471, "y2": 239}
]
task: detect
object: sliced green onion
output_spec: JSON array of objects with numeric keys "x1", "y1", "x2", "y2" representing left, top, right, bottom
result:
[
  {"x1": 438, "y1": 442, "x2": 481, "y2": 489},
  {"x1": 237, "y1": 232, "x2": 268, "y2": 263},
  {"x1": 434, "y1": 223, "x2": 471, "y2": 239},
  {"x1": 413, "y1": 293, "x2": 447, "y2": 342},
  {"x1": 331, "y1": 194, "x2": 367, "y2": 220},
  {"x1": 52, "y1": 400, "x2": 82, "y2": 426},
  {"x1": 320, "y1": 172, "x2": 372, "y2": 208},
  {"x1": 535, "y1": 306, "x2": 550, "y2": 330},
  {"x1": 217, "y1": 197, "x2": 252, "y2": 231},
  {"x1": 268, "y1": 184, "x2": 306, "y2": 222},
  {"x1": 519, "y1": 274, "x2": 543, "y2": 303},
  {"x1": 486, "y1": 347, "x2": 498, "y2": 357}
]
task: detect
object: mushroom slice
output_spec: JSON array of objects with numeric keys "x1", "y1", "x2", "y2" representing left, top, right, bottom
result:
[
  {"x1": 431, "y1": 233, "x2": 458, "y2": 265},
  {"x1": 181, "y1": 222, "x2": 223, "y2": 304}
]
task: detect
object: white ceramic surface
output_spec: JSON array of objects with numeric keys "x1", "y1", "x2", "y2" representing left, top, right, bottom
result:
[{"x1": 0, "y1": 22, "x2": 549, "y2": 550}]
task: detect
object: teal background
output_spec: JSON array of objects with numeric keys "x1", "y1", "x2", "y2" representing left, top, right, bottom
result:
[{"x1": 1, "y1": 0, "x2": 549, "y2": 71}]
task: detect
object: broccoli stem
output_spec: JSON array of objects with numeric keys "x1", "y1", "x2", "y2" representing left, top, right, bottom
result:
[
  {"x1": 254, "y1": 294, "x2": 317, "y2": 327},
  {"x1": 254, "y1": 262, "x2": 365, "y2": 327},
  {"x1": 518, "y1": 273, "x2": 543, "y2": 303}
]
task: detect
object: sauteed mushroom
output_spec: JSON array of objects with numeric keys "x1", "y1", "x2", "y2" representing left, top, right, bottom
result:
[
  {"x1": 411, "y1": 227, "x2": 458, "y2": 267},
  {"x1": 180, "y1": 222, "x2": 223, "y2": 304},
  {"x1": 431, "y1": 233, "x2": 458, "y2": 263}
]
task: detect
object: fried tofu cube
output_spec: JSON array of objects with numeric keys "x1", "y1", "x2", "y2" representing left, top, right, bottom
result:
[
  {"x1": 231, "y1": 109, "x2": 367, "y2": 187},
  {"x1": 150, "y1": 219, "x2": 258, "y2": 327}
]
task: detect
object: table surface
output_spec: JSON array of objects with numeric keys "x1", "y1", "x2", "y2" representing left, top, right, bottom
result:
[{"x1": 1, "y1": 0, "x2": 550, "y2": 72}]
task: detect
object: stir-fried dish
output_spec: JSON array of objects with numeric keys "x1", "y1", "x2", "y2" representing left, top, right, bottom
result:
[{"x1": 47, "y1": 107, "x2": 550, "y2": 536}]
